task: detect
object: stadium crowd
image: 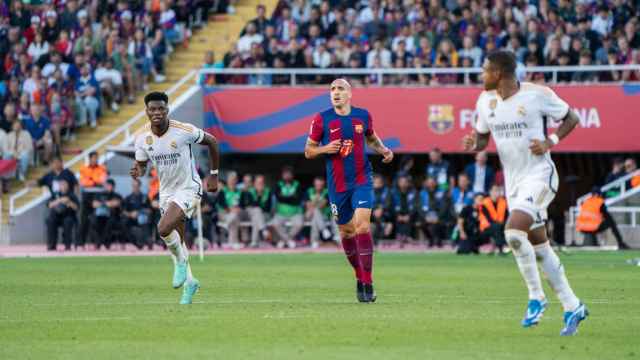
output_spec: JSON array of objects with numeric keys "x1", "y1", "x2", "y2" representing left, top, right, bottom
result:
[
  {"x1": 210, "y1": 0, "x2": 640, "y2": 85},
  {"x1": 0, "y1": 0, "x2": 220, "y2": 191}
]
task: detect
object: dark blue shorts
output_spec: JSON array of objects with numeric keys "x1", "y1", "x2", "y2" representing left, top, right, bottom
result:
[{"x1": 329, "y1": 186, "x2": 373, "y2": 225}]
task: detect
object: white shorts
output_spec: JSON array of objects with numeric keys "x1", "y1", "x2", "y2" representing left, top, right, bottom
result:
[
  {"x1": 507, "y1": 180, "x2": 556, "y2": 230},
  {"x1": 160, "y1": 190, "x2": 201, "y2": 219}
]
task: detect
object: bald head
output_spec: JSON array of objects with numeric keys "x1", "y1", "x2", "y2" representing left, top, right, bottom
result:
[{"x1": 330, "y1": 78, "x2": 351, "y2": 90}]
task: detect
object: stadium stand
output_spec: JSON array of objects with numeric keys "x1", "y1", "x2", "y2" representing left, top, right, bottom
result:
[{"x1": 1, "y1": 0, "x2": 275, "y2": 233}]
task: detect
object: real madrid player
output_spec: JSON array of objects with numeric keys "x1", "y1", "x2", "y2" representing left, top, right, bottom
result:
[
  {"x1": 131, "y1": 92, "x2": 219, "y2": 305},
  {"x1": 462, "y1": 51, "x2": 588, "y2": 335}
]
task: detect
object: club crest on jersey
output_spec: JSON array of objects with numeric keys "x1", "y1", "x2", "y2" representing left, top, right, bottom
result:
[
  {"x1": 170, "y1": 140, "x2": 177, "y2": 149},
  {"x1": 489, "y1": 99, "x2": 497, "y2": 110},
  {"x1": 517, "y1": 106, "x2": 526, "y2": 116},
  {"x1": 339, "y1": 139, "x2": 353, "y2": 158},
  {"x1": 428, "y1": 105, "x2": 454, "y2": 135},
  {"x1": 354, "y1": 124, "x2": 363, "y2": 134},
  {"x1": 145, "y1": 136, "x2": 153, "y2": 145}
]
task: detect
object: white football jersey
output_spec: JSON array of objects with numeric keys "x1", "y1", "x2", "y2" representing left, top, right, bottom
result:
[
  {"x1": 475, "y1": 82, "x2": 569, "y2": 197},
  {"x1": 135, "y1": 120, "x2": 205, "y2": 198}
]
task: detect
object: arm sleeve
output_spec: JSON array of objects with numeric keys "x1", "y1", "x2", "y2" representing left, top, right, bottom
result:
[
  {"x1": 539, "y1": 86, "x2": 570, "y2": 120},
  {"x1": 186, "y1": 124, "x2": 206, "y2": 144},
  {"x1": 365, "y1": 111, "x2": 374, "y2": 136},
  {"x1": 308, "y1": 113, "x2": 323, "y2": 143},
  {"x1": 474, "y1": 96, "x2": 490, "y2": 134}
]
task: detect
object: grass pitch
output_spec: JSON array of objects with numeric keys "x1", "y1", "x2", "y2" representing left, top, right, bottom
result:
[{"x1": 1, "y1": 251, "x2": 639, "y2": 360}]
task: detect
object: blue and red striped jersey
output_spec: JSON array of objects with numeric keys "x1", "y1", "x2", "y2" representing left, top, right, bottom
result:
[{"x1": 309, "y1": 106, "x2": 374, "y2": 194}]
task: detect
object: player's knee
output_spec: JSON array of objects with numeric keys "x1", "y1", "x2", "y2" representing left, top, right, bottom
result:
[
  {"x1": 339, "y1": 227, "x2": 356, "y2": 239},
  {"x1": 505, "y1": 229, "x2": 530, "y2": 256},
  {"x1": 157, "y1": 223, "x2": 172, "y2": 238},
  {"x1": 354, "y1": 220, "x2": 371, "y2": 234}
]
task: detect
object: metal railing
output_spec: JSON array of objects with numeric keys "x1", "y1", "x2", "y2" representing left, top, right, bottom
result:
[
  {"x1": 575, "y1": 169, "x2": 640, "y2": 207},
  {"x1": 198, "y1": 64, "x2": 640, "y2": 86},
  {"x1": 8, "y1": 70, "x2": 200, "y2": 217}
]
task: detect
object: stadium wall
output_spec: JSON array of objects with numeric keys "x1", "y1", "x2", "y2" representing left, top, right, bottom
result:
[{"x1": 202, "y1": 85, "x2": 640, "y2": 153}]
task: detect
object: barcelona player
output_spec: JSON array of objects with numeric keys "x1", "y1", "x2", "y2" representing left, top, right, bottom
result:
[{"x1": 304, "y1": 78, "x2": 394, "y2": 302}]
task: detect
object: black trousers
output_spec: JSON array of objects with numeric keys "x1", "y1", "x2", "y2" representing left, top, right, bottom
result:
[
  {"x1": 422, "y1": 222, "x2": 448, "y2": 247},
  {"x1": 480, "y1": 223, "x2": 507, "y2": 251},
  {"x1": 582, "y1": 212, "x2": 624, "y2": 246},
  {"x1": 90, "y1": 215, "x2": 124, "y2": 249},
  {"x1": 46, "y1": 213, "x2": 76, "y2": 250}
]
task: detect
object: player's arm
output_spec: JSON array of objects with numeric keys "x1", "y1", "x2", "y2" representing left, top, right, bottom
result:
[
  {"x1": 366, "y1": 131, "x2": 393, "y2": 163},
  {"x1": 530, "y1": 89, "x2": 580, "y2": 155},
  {"x1": 130, "y1": 160, "x2": 148, "y2": 179},
  {"x1": 304, "y1": 113, "x2": 340, "y2": 159},
  {"x1": 199, "y1": 132, "x2": 220, "y2": 192}
]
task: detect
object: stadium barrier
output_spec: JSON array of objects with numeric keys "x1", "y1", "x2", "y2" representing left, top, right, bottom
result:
[{"x1": 198, "y1": 64, "x2": 640, "y2": 86}]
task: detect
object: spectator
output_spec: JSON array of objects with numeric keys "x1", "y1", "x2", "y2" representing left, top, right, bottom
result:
[
  {"x1": 128, "y1": 29, "x2": 165, "y2": 90},
  {"x1": 572, "y1": 51, "x2": 598, "y2": 82},
  {"x1": 240, "y1": 174, "x2": 273, "y2": 248},
  {"x1": 30, "y1": 156, "x2": 77, "y2": 194},
  {"x1": 458, "y1": 36, "x2": 483, "y2": 67},
  {"x1": 218, "y1": 171, "x2": 243, "y2": 249},
  {"x1": 3, "y1": 120, "x2": 32, "y2": 181},
  {"x1": 366, "y1": 38, "x2": 391, "y2": 68},
  {"x1": 304, "y1": 176, "x2": 338, "y2": 248},
  {"x1": 22, "y1": 103, "x2": 53, "y2": 164},
  {"x1": 74, "y1": 64, "x2": 100, "y2": 128},
  {"x1": 42, "y1": 51, "x2": 69, "y2": 79},
  {"x1": 452, "y1": 173, "x2": 474, "y2": 214},
  {"x1": 122, "y1": 178, "x2": 153, "y2": 250},
  {"x1": 27, "y1": 32, "x2": 49, "y2": 66},
  {"x1": 94, "y1": 59, "x2": 123, "y2": 113},
  {"x1": 478, "y1": 185, "x2": 508, "y2": 254},
  {"x1": 1, "y1": 103, "x2": 18, "y2": 133},
  {"x1": 89, "y1": 179, "x2": 124, "y2": 250},
  {"x1": 624, "y1": 158, "x2": 640, "y2": 188},
  {"x1": 465, "y1": 151, "x2": 495, "y2": 194},
  {"x1": 244, "y1": 4, "x2": 273, "y2": 35},
  {"x1": 187, "y1": 190, "x2": 219, "y2": 249},
  {"x1": 272, "y1": 166, "x2": 304, "y2": 249},
  {"x1": 576, "y1": 187, "x2": 629, "y2": 249},
  {"x1": 371, "y1": 174, "x2": 392, "y2": 241},
  {"x1": 595, "y1": 35, "x2": 614, "y2": 65},
  {"x1": 426, "y1": 147, "x2": 454, "y2": 192},
  {"x1": 237, "y1": 22, "x2": 264, "y2": 54},
  {"x1": 391, "y1": 175, "x2": 417, "y2": 244},
  {"x1": 199, "y1": 51, "x2": 223, "y2": 85},
  {"x1": 591, "y1": 6, "x2": 613, "y2": 37},
  {"x1": 45, "y1": 179, "x2": 79, "y2": 251},
  {"x1": 159, "y1": 0, "x2": 183, "y2": 45},
  {"x1": 418, "y1": 176, "x2": 454, "y2": 248},
  {"x1": 78, "y1": 151, "x2": 108, "y2": 246},
  {"x1": 457, "y1": 193, "x2": 483, "y2": 254}
]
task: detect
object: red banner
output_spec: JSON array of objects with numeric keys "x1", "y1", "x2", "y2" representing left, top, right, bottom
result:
[{"x1": 203, "y1": 85, "x2": 640, "y2": 153}]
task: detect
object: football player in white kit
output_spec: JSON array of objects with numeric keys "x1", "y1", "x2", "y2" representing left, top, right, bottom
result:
[
  {"x1": 462, "y1": 51, "x2": 588, "y2": 336},
  {"x1": 130, "y1": 92, "x2": 219, "y2": 305}
]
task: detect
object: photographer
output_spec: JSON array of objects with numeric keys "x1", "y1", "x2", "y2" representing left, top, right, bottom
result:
[
  {"x1": 89, "y1": 179, "x2": 123, "y2": 249},
  {"x1": 122, "y1": 178, "x2": 152, "y2": 249},
  {"x1": 46, "y1": 179, "x2": 79, "y2": 250}
]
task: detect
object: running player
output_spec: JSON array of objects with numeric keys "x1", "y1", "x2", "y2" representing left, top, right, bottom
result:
[
  {"x1": 462, "y1": 51, "x2": 588, "y2": 335},
  {"x1": 130, "y1": 92, "x2": 219, "y2": 305},
  {"x1": 304, "y1": 78, "x2": 394, "y2": 303}
]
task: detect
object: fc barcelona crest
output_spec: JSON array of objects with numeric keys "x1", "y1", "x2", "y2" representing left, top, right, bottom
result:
[
  {"x1": 145, "y1": 136, "x2": 153, "y2": 145},
  {"x1": 354, "y1": 124, "x2": 363, "y2": 134},
  {"x1": 428, "y1": 104, "x2": 454, "y2": 135}
]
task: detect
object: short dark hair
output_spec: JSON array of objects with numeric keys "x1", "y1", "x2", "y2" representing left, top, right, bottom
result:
[
  {"x1": 144, "y1": 92, "x2": 168, "y2": 106},
  {"x1": 89, "y1": 151, "x2": 98, "y2": 158},
  {"x1": 487, "y1": 50, "x2": 517, "y2": 77}
]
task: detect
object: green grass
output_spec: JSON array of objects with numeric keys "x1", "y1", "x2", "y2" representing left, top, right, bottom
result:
[{"x1": 1, "y1": 251, "x2": 639, "y2": 359}]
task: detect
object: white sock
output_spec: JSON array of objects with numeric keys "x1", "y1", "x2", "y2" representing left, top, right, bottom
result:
[
  {"x1": 534, "y1": 242, "x2": 580, "y2": 312},
  {"x1": 182, "y1": 242, "x2": 194, "y2": 282},
  {"x1": 160, "y1": 230, "x2": 187, "y2": 263},
  {"x1": 505, "y1": 229, "x2": 546, "y2": 300}
]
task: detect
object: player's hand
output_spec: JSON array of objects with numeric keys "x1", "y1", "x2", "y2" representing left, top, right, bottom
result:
[
  {"x1": 381, "y1": 147, "x2": 394, "y2": 163},
  {"x1": 529, "y1": 139, "x2": 552, "y2": 155},
  {"x1": 323, "y1": 139, "x2": 342, "y2": 154},
  {"x1": 206, "y1": 175, "x2": 218, "y2": 193},
  {"x1": 462, "y1": 131, "x2": 476, "y2": 151},
  {"x1": 129, "y1": 164, "x2": 142, "y2": 179}
]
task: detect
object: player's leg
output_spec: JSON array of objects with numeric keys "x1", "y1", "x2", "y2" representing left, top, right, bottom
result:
[
  {"x1": 352, "y1": 186, "x2": 376, "y2": 302},
  {"x1": 157, "y1": 201, "x2": 190, "y2": 288},
  {"x1": 505, "y1": 209, "x2": 547, "y2": 327},
  {"x1": 175, "y1": 216, "x2": 200, "y2": 305},
  {"x1": 529, "y1": 226, "x2": 587, "y2": 335}
]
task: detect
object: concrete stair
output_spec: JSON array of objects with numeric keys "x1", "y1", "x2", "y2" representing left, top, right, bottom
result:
[{"x1": 0, "y1": 0, "x2": 278, "y2": 230}]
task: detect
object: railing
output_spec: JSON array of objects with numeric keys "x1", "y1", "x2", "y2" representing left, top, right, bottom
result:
[
  {"x1": 575, "y1": 169, "x2": 640, "y2": 207},
  {"x1": 8, "y1": 70, "x2": 200, "y2": 217},
  {"x1": 198, "y1": 64, "x2": 640, "y2": 86}
]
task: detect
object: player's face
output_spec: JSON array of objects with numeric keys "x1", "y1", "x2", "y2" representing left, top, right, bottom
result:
[
  {"x1": 330, "y1": 80, "x2": 352, "y2": 108},
  {"x1": 146, "y1": 100, "x2": 169, "y2": 127},
  {"x1": 481, "y1": 60, "x2": 499, "y2": 91}
]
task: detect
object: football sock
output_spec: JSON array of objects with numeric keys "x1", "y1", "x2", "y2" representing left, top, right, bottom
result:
[
  {"x1": 181, "y1": 242, "x2": 195, "y2": 282},
  {"x1": 534, "y1": 242, "x2": 580, "y2": 312},
  {"x1": 356, "y1": 232, "x2": 374, "y2": 285},
  {"x1": 341, "y1": 235, "x2": 361, "y2": 281},
  {"x1": 161, "y1": 230, "x2": 187, "y2": 263},
  {"x1": 505, "y1": 229, "x2": 545, "y2": 300}
]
